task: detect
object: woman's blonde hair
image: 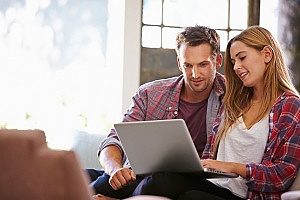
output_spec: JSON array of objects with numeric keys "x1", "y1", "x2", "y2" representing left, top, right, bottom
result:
[{"x1": 214, "y1": 26, "x2": 299, "y2": 153}]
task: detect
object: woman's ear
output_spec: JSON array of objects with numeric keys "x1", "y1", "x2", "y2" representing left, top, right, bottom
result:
[{"x1": 262, "y1": 45, "x2": 273, "y2": 63}]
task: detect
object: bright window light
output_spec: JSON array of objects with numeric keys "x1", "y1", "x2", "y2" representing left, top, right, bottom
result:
[
  {"x1": 142, "y1": 26, "x2": 161, "y2": 48},
  {"x1": 0, "y1": 0, "x2": 123, "y2": 150}
]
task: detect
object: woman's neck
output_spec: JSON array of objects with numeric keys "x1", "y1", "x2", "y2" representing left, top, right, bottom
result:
[{"x1": 252, "y1": 86, "x2": 264, "y2": 102}]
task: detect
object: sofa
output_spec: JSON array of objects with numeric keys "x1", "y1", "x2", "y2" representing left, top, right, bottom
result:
[
  {"x1": 282, "y1": 170, "x2": 300, "y2": 200},
  {"x1": 0, "y1": 129, "x2": 94, "y2": 200},
  {"x1": 71, "y1": 130, "x2": 105, "y2": 169}
]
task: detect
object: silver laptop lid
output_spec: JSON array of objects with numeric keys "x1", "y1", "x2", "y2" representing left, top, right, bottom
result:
[
  {"x1": 114, "y1": 119, "x2": 238, "y2": 178},
  {"x1": 115, "y1": 119, "x2": 203, "y2": 174}
]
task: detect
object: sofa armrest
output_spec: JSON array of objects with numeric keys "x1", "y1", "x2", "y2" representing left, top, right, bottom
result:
[
  {"x1": 281, "y1": 191, "x2": 300, "y2": 200},
  {"x1": 71, "y1": 130, "x2": 106, "y2": 169}
]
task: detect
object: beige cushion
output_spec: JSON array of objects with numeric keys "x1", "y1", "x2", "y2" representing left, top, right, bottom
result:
[
  {"x1": 281, "y1": 191, "x2": 300, "y2": 200},
  {"x1": 71, "y1": 130, "x2": 105, "y2": 169},
  {"x1": 124, "y1": 195, "x2": 172, "y2": 200},
  {"x1": 0, "y1": 129, "x2": 94, "y2": 200},
  {"x1": 289, "y1": 169, "x2": 300, "y2": 191}
]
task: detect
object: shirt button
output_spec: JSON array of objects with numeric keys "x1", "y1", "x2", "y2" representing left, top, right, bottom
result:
[
  {"x1": 174, "y1": 111, "x2": 178, "y2": 115},
  {"x1": 168, "y1": 106, "x2": 172, "y2": 110}
]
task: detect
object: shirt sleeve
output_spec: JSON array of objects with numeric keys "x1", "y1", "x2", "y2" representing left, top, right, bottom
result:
[
  {"x1": 97, "y1": 86, "x2": 148, "y2": 165},
  {"x1": 246, "y1": 96, "x2": 300, "y2": 192},
  {"x1": 202, "y1": 105, "x2": 224, "y2": 159}
]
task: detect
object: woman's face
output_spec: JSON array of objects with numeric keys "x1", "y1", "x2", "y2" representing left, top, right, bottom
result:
[{"x1": 230, "y1": 41, "x2": 267, "y2": 89}]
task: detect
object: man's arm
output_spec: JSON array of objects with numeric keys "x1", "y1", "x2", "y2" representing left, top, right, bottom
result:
[
  {"x1": 97, "y1": 86, "x2": 150, "y2": 190},
  {"x1": 99, "y1": 145, "x2": 136, "y2": 190},
  {"x1": 99, "y1": 145, "x2": 123, "y2": 175}
]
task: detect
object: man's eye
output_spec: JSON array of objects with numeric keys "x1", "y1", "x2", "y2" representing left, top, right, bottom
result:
[
  {"x1": 200, "y1": 63, "x2": 208, "y2": 67},
  {"x1": 183, "y1": 64, "x2": 192, "y2": 68},
  {"x1": 240, "y1": 56, "x2": 246, "y2": 60}
]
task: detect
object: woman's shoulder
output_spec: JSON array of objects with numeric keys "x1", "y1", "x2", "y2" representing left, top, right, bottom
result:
[
  {"x1": 275, "y1": 91, "x2": 300, "y2": 106},
  {"x1": 272, "y1": 91, "x2": 300, "y2": 119}
]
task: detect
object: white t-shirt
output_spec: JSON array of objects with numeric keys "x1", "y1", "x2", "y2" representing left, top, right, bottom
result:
[{"x1": 209, "y1": 116, "x2": 269, "y2": 198}]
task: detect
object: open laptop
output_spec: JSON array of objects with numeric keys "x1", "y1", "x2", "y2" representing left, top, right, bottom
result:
[{"x1": 114, "y1": 119, "x2": 238, "y2": 178}]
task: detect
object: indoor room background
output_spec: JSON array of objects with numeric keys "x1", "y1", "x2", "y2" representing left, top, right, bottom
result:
[{"x1": 0, "y1": 0, "x2": 298, "y2": 152}]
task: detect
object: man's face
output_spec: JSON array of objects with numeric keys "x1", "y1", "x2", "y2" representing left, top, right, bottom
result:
[{"x1": 177, "y1": 43, "x2": 222, "y2": 96}]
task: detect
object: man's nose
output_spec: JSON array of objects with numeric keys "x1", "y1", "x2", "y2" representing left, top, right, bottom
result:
[{"x1": 192, "y1": 66, "x2": 200, "y2": 78}]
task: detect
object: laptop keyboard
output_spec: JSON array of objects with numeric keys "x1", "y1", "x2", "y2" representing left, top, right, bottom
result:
[{"x1": 206, "y1": 168, "x2": 227, "y2": 174}]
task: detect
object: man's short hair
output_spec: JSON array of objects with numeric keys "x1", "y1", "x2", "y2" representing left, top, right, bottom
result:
[{"x1": 176, "y1": 25, "x2": 220, "y2": 57}]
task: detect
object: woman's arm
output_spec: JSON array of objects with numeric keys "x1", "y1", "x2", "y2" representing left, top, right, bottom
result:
[{"x1": 246, "y1": 96, "x2": 300, "y2": 192}]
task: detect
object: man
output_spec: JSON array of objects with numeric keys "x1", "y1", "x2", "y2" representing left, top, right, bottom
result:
[{"x1": 87, "y1": 25, "x2": 225, "y2": 199}]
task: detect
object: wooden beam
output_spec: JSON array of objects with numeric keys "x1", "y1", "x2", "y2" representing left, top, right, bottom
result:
[{"x1": 248, "y1": 0, "x2": 260, "y2": 26}]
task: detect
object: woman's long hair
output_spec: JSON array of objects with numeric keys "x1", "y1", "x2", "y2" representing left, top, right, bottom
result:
[{"x1": 214, "y1": 26, "x2": 299, "y2": 154}]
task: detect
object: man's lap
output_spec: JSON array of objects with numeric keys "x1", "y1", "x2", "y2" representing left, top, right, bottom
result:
[
  {"x1": 86, "y1": 169, "x2": 143, "y2": 199},
  {"x1": 86, "y1": 170, "x2": 242, "y2": 200},
  {"x1": 133, "y1": 172, "x2": 243, "y2": 200}
]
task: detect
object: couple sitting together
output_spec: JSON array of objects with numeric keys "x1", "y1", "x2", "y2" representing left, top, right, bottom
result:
[{"x1": 86, "y1": 25, "x2": 300, "y2": 200}]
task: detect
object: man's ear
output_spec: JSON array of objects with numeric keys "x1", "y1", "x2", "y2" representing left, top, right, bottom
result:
[
  {"x1": 262, "y1": 45, "x2": 273, "y2": 63},
  {"x1": 177, "y1": 57, "x2": 183, "y2": 72},
  {"x1": 216, "y1": 53, "x2": 223, "y2": 70}
]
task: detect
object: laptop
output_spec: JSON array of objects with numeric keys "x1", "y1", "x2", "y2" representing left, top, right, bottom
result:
[{"x1": 114, "y1": 119, "x2": 238, "y2": 178}]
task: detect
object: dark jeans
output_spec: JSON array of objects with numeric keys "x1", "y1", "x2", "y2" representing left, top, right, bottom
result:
[
  {"x1": 86, "y1": 169, "x2": 245, "y2": 200},
  {"x1": 132, "y1": 172, "x2": 245, "y2": 200},
  {"x1": 86, "y1": 168, "x2": 144, "y2": 199}
]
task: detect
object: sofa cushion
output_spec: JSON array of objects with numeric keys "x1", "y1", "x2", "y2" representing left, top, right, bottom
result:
[{"x1": 0, "y1": 129, "x2": 94, "y2": 200}]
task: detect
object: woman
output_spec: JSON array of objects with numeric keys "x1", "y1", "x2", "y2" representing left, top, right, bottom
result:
[{"x1": 180, "y1": 26, "x2": 300, "y2": 200}]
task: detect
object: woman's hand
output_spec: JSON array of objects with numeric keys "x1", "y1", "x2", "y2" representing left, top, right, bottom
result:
[{"x1": 201, "y1": 159, "x2": 247, "y2": 178}]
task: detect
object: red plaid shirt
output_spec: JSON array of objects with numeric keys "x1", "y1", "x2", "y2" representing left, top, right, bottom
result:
[
  {"x1": 99, "y1": 73, "x2": 225, "y2": 165},
  {"x1": 202, "y1": 92, "x2": 300, "y2": 200}
]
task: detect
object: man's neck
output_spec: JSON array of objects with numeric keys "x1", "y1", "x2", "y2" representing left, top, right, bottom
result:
[{"x1": 180, "y1": 84, "x2": 213, "y2": 103}]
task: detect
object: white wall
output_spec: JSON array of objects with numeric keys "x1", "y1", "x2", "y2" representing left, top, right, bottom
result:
[{"x1": 122, "y1": 0, "x2": 142, "y2": 114}]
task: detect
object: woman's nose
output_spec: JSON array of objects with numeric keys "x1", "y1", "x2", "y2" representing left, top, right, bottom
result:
[{"x1": 233, "y1": 62, "x2": 242, "y2": 71}]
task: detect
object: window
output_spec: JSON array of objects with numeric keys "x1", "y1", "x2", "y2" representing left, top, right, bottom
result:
[
  {"x1": 140, "y1": 0, "x2": 248, "y2": 84},
  {"x1": 0, "y1": 0, "x2": 124, "y2": 149},
  {"x1": 142, "y1": 0, "x2": 248, "y2": 51}
]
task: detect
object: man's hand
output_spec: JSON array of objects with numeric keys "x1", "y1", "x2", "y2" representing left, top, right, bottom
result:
[
  {"x1": 99, "y1": 145, "x2": 137, "y2": 190},
  {"x1": 109, "y1": 167, "x2": 136, "y2": 190}
]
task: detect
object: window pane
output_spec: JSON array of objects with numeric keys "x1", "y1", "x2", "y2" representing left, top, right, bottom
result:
[
  {"x1": 229, "y1": 30, "x2": 241, "y2": 40},
  {"x1": 162, "y1": 27, "x2": 183, "y2": 49},
  {"x1": 230, "y1": 0, "x2": 248, "y2": 29},
  {"x1": 217, "y1": 30, "x2": 228, "y2": 52},
  {"x1": 163, "y1": 0, "x2": 228, "y2": 28},
  {"x1": 142, "y1": 0, "x2": 162, "y2": 25},
  {"x1": 260, "y1": 0, "x2": 279, "y2": 39},
  {"x1": 142, "y1": 26, "x2": 161, "y2": 48}
]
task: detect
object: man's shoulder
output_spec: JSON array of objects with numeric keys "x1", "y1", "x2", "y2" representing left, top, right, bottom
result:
[
  {"x1": 213, "y1": 72, "x2": 226, "y2": 95},
  {"x1": 139, "y1": 75, "x2": 183, "y2": 91},
  {"x1": 215, "y1": 72, "x2": 225, "y2": 84}
]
